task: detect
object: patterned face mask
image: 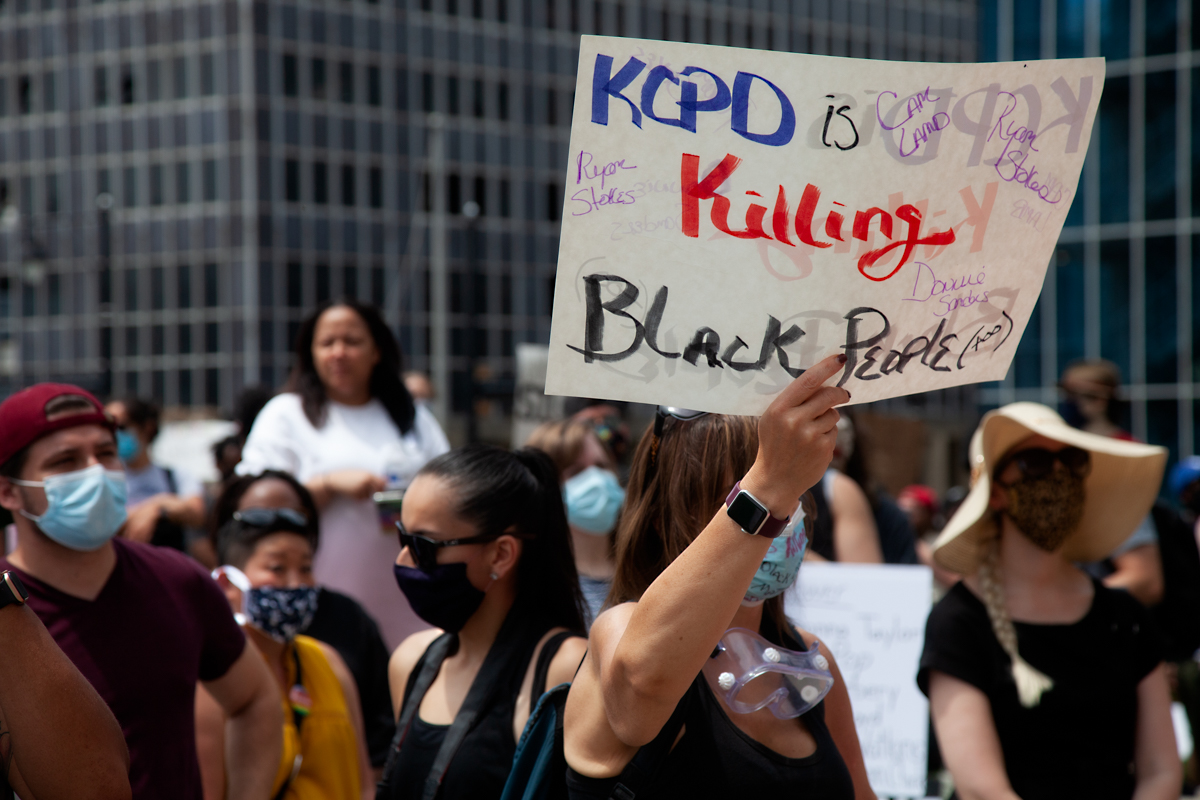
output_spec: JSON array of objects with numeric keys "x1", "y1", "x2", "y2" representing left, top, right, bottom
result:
[
  {"x1": 1004, "y1": 469, "x2": 1086, "y2": 552},
  {"x1": 244, "y1": 585, "x2": 320, "y2": 642}
]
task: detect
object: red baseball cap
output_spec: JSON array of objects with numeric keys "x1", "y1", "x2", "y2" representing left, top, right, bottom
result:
[
  {"x1": 898, "y1": 484, "x2": 939, "y2": 514},
  {"x1": 0, "y1": 383, "x2": 114, "y2": 468}
]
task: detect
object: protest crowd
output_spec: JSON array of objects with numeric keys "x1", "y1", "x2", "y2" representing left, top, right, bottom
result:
[{"x1": 0, "y1": 296, "x2": 1197, "y2": 800}]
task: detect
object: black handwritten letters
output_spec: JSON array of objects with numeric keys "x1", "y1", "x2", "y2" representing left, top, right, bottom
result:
[{"x1": 567, "y1": 274, "x2": 1014, "y2": 387}]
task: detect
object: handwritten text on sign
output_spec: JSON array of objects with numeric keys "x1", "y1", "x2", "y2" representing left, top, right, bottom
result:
[
  {"x1": 546, "y1": 37, "x2": 1104, "y2": 413},
  {"x1": 785, "y1": 564, "x2": 934, "y2": 799}
]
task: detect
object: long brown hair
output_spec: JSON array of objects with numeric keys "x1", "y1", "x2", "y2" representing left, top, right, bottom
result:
[{"x1": 607, "y1": 414, "x2": 800, "y2": 643}]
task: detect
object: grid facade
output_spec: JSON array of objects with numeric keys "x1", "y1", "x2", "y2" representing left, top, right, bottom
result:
[
  {"x1": 0, "y1": 0, "x2": 977, "y2": 421},
  {"x1": 978, "y1": 0, "x2": 1199, "y2": 466}
]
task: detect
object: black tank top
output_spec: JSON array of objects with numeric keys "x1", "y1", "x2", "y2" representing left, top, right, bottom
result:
[
  {"x1": 566, "y1": 632, "x2": 855, "y2": 800},
  {"x1": 381, "y1": 624, "x2": 578, "y2": 800}
]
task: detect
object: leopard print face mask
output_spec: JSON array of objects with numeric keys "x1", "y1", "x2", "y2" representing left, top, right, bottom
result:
[{"x1": 1003, "y1": 469, "x2": 1086, "y2": 552}]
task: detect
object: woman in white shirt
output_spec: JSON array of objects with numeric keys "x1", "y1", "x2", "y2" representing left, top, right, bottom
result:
[{"x1": 239, "y1": 301, "x2": 449, "y2": 649}]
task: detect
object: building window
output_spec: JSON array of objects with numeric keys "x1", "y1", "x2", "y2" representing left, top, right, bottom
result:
[
  {"x1": 312, "y1": 58, "x2": 326, "y2": 100},
  {"x1": 474, "y1": 176, "x2": 486, "y2": 215},
  {"x1": 178, "y1": 265, "x2": 192, "y2": 309},
  {"x1": 202, "y1": 159, "x2": 217, "y2": 201},
  {"x1": 314, "y1": 162, "x2": 328, "y2": 203},
  {"x1": 204, "y1": 263, "x2": 219, "y2": 306},
  {"x1": 123, "y1": 166, "x2": 137, "y2": 207},
  {"x1": 18, "y1": 75, "x2": 30, "y2": 113},
  {"x1": 448, "y1": 173, "x2": 461, "y2": 214},
  {"x1": 283, "y1": 54, "x2": 298, "y2": 96},
  {"x1": 367, "y1": 66, "x2": 381, "y2": 106},
  {"x1": 497, "y1": 0, "x2": 507, "y2": 22},
  {"x1": 447, "y1": 76, "x2": 458, "y2": 115},
  {"x1": 176, "y1": 162, "x2": 190, "y2": 203},
  {"x1": 369, "y1": 167, "x2": 382, "y2": 208},
  {"x1": 422, "y1": 73, "x2": 434, "y2": 112},
  {"x1": 498, "y1": 82, "x2": 508, "y2": 120},
  {"x1": 342, "y1": 165, "x2": 355, "y2": 206},
  {"x1": 147, "y1": 60, "x2": 161, "y2": 101},
  {"x1": 285, "y1": 159, "x2": 300, "y2": 202},
  {"x1": 173, "y1": 56, "x2": 187, "y2": 99},
  {"x1": 546, "y1": 87, "x2": 556, "y2": 125},
  {"x1": 339, "y1": 62, "x2": 353, "y2": 103},
  {"x1": 200, "y1": 53, "x2": 215, "y2": 95},
  {"x1": 150, "y1": 165, "x2": 163, "y2": 205},
  {"x1": 500, "y1": 179, "x2": 510, "y2": 217},
  {"x1": 45, "y1": 174, "x2": 58, "y2": 214},
  {"x1": 286, "y1": 262, "x2": 303, "y2": 307},
  {"x1": 43, "y1": 72, "x2": 55, "y2": 112},
  {"x1": 473, "y1": 79, "x2": 484, "y2": 118},
  {"x1": 94, "y1": 67, "x2": 107, "y2": 106},
  {"x1": 546, "y1": 182, "x2": 558, "y2": 221}
]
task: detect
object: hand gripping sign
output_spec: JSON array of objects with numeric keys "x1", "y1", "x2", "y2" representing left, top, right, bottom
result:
[{"x1": 546, "y1": 36, "x2": 1104, "y2": 414}]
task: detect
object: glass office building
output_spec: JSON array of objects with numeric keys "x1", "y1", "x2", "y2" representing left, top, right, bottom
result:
[
  {"x1": 978, "y1": 0, "x2": 1197, "y2": 464},
  {"x1": 0, "y1": 0, "x2": 976, "y2": 428}
]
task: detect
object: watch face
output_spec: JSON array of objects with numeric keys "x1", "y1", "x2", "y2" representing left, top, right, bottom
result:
[{"x1": 728, "y1": 492, "x2": 769, "y2": 535}]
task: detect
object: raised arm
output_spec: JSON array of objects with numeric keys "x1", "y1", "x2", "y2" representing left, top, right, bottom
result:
[
  {"x1": 0, "y1": 604, "x2": 131, "y2": 800},
  {"x1": 567, "y1": 354, "x2": 848, "y2": 756}
]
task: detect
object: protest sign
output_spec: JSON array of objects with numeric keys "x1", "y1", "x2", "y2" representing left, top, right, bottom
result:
[
  {"x1": 511, "y1": 344, "x2": 565, "y2": 447},
  {"x1": 546, "y1": 37, "x2": 1104, "y2": 414},
  {"x1": 785, "y1": 563, "x2": 933, "y2": 798}
]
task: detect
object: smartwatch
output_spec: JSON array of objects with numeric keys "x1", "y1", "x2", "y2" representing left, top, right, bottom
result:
[
  {"x1": 0, "y1": 570, "x2": 28, "y2": 610},
  {"x1": 724, "y1": 481, "x2": 790, "y2": 538}
]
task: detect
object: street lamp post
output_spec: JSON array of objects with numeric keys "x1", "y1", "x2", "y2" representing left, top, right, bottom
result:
[
  {"x1": 462, "y1": 200, "x2": 480, "y2": 444},
  {"x1": 96, "y1": 192, "x2": 113, "y2": 398}
]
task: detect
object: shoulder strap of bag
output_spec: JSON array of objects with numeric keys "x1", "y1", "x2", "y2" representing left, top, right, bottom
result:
[
  {"x1": 420, "y1": 610, "x2": 543, "y2": 800},
  {"x1": 607, "y1": 681, "x2": 695, "y2": 800},
  {"x1": 531, "y1": 631, "x2": 580, "y2": 700},
  {"x1": 377, "y1": 633, "x2": 457, "y2": 792}
]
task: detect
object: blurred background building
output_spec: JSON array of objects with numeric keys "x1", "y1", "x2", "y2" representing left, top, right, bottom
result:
[
  {"x1": 977, "y1": 0, "x2": 1196, "y2": 468},
  {"x1": 0, "y1": 0, "x2": 977, "y2": 436}
]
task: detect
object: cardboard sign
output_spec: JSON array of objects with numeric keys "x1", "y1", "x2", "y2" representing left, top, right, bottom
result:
[
  {"x1": 785, "y1": 564, "x2": 934, "y2": 798},
  {"x1": 547, "y1": 37, "x2": 1104, "y2": 414},
  {"x1": 511, "y1": 344, "x2": 566, "y2": 448}
]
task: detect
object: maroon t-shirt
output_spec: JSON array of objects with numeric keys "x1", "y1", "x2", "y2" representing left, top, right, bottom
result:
[{"x1": 2, "y1": 538, "x2": 246, "y2": 799}]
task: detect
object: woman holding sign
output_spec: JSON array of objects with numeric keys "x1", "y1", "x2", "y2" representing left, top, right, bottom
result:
[
  {"x1": 919, "y1": 403, "x2": 1179, "y2": 800},
  {"x1": 562, "y1": 354, "x2": 874, "y2": 799}
]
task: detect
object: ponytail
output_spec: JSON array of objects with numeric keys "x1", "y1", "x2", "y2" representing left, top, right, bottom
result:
[
  {"x1": 417, "y1": 445, "x2": 587, "y2": 632},
  {"x1": 978, "y1": 534, "x2": 1053, "y2": 707}
]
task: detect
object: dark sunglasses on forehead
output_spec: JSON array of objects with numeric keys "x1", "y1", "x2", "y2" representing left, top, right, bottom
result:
[
  {"x1": 996, "y1": 446, "x2": 1092, "y2": 484},
  {"x1": 233, "y1": 507, "x2": 309, "y2": 531},
  {"x1": 396, "y1": 521, "x2": 529, "y2": 572}
]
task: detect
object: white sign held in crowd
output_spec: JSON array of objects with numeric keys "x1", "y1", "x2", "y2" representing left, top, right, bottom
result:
[
  {"x1": 511, "y1": 344, "x2": 566, "y2": 448},
  {"x1": 785, "y1": 563, "x2": 933, "y2": 798},
  {"x1": 546, "y1": 37, "x2": 1104, "y2": 413}
]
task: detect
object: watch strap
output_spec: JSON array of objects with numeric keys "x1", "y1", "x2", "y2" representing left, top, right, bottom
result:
[
  {"x1": 725, "y1": 481, "x2": 790, "y2": 538},
  {"x1": 0, "y1": 570, "x2": 28, "y2": 609}
]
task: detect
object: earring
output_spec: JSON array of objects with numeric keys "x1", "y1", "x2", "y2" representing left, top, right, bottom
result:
[{"x1": 489, "y1": 572, "x2": 499, "y2": 581}]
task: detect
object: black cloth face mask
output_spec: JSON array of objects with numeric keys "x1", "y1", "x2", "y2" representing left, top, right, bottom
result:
[{"x1": 393, "y1": 562, "x2": 486, "y2": 633}]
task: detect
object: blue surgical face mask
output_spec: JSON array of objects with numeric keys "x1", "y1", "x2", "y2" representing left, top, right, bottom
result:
[
  {"x1": 563, "y1": 466, "x2": 625, "y2": 536},
  {"x1": 743, "y1": 509, "x2": 808, "y2": 606},
  {"x1": 12, "y1": 464, "x2": 128, "y2": 552},
  {"x1": 116, "y1": 429, "x2": 140, "y2": 464}
]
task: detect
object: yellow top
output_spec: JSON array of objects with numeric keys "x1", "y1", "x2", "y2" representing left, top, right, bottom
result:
[{"x1": 270, "y1": 635, "x2": 361, "y2": 800}]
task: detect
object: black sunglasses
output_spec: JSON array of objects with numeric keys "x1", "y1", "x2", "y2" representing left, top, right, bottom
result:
[
  {"x1": 996, "y1": 446, "x2": 1092, "y2": 484},
  {"x1": 396, "y1": 521, "x2": 517, "y2": 572},
  {"x1": 233, "y1": 507, "x2": 309, "y2": 531}
]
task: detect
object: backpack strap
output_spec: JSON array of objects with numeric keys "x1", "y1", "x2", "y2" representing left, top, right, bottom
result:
[
  {"x1": 420, "y1": 609, "x2": 544, "y2": 800},
  {"x1": 378, "y1": 633, "x2": 457, "y2": 791},
  {"x1": 531, "y1": 631, "x2": 580, "y2": 700},
  {"x1": 607, "y1": 681, "x2": 695, "y2": 800}
]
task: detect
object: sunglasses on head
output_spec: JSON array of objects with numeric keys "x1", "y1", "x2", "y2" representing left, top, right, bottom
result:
[
  {"x1": 396, "y1": 521, "x2": 524, "y2": 572},
  {"x1": 996, "y1": 446, "x2": 1092, "y2": 484},
  {"x1": 232, "y1": 507, "x2": 309, "y2": 532}
]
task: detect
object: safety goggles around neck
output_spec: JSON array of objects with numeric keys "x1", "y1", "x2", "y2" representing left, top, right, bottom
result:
[
  {"x1": 702, "y1": 627, "x2": 835, "y2": 719},
  {"x1": 395, "y1": 521, "x2": 527, "y2": 572}
]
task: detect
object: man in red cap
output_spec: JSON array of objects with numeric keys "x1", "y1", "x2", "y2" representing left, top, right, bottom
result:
[{"x1": 0, "y1": 384, "x2": 282, "y2": 799}]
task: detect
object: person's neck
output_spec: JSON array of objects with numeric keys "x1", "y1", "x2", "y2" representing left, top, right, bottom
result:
[
  {"x1": 1083, "y1": 417, "x2": 1122, "y2": 438},
  {"x1": 729, "y1": 601, "x2": 764, "y2": 634},
  {"x1": 7, "y1": 523, "x2": 117, "y2": 601},
  {"x1": 325, "y1": 386, "x2": 372, "y2": 406},
  {"x1": 126, "y1": 450, "x2": 151, "y2": 471},
  {"x1": 570, "y1": 528, "x2": 614, "y2": 579},
  {"x1": 454, "y1": 580, "x2": 517, "y2": 666},
  {"x1": 997, "y1": 516, "x2": 1079, "y2": 588},
  {"x1": 246, "y1": 626, "x2": 288, "y2": 686}
]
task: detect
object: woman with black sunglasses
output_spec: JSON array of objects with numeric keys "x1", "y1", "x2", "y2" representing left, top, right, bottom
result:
[
  {"x1": 919, "y1": 403, "x2": 1178, "y2": 800},
  {"x1": 379, "y1": 444, "x2": 588, "y2": 800}
]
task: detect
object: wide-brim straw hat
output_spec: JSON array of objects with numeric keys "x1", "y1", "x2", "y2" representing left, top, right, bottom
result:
[{"x1": 932, "y1": 402, "x2": 1167, "y2": 575}]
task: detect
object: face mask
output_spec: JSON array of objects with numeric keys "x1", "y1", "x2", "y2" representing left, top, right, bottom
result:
[
  {"x1": 12, "y1": 464, "x2": 128, "y2": 552},
  {"x1": 244, "y1": 585, "x2": 319, "y2": 642},
  {"x1": 744, "y1": 510, "x2": 807, "y2": 606},
  {"x1": 563, "y1": 466, "x2": 625, "y2": 535},
  {"x1": 1004, "y1": 469, "x2": 1086, "y2": 552},
  {"x1": 393, "y1": 562, "x2": 485, "y2": 633},
  {"x1": 116, "y1": 430, "x2": 140, "y2": 464}
]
